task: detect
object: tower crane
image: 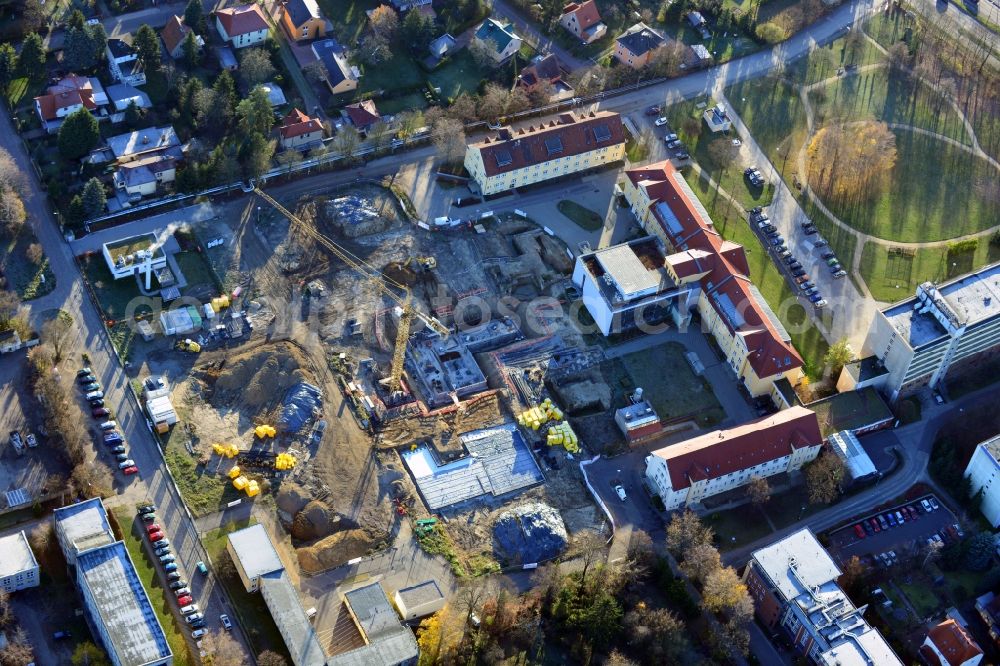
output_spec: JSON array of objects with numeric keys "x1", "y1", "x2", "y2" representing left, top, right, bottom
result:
[{"x1": 253, "y1": 187, "x2": 449, "y2": 393}]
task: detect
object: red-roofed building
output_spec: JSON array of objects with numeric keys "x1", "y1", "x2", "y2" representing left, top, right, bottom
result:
[
  {"x1": 33, "y1": 76, "x2": 108, "y2": 133},
  {"x1": 920, "y1": 619, "x2": 983, "y2": 666},
  {"x1": 559, "y1": 1, "x2": 607, "y2": 44},
  {"x1": 278, "y1": 108, "x2": 324, "y2": 150},
  {"x1": 161, "y1": 15, "x2": 203, "y2": 59},
  {"x1": 215, "y1": 5, "x2": 270, "y2": 48},
  {"x1": 621, "y1": 159, "x2": 803, "y2": 400},
  {"x1": 646, "y1": 406, "x2": 822, "y2": 509},
  {"x1": 343, "y1": 100, "x2": 380, "y2": 131}
]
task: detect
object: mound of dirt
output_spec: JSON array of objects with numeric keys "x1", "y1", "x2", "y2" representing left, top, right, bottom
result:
[
  {"x1": 276, "y1": 483, "x2": 312, "y2": 517},
  {"x1": 210, "y1": 342, "x2": 316, "y2": 412},
  {"x1": 493, "y1": 502, "x2": 568, "y2": 566},
  {"x1": 296, "y1": 529, "x2": 377, "y2": 573},
  {"x1": 291, "y1": 500, "x2": 355, "y2": 541}
]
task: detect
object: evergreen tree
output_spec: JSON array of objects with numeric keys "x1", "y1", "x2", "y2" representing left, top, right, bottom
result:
[
  {"x1": 0, "y1": 43, "x2": 17, "y2": 90},
  {"x1": 132, "y1": 24, "x2": 162, "y2": 73},
  {"x1": 58, "y1": 108, "x2": 100, "y2": 158},
  {"x1": 183, "y1": 0, "x2": 203, "y2": 30},
  {"x1": 236, "y1": 86, "x2": 273, "y2": 136},
  {"x1": 124, "y1": 100, "x2": 144, "y2": 128},
  {"x1": 63, "y1": 27, "x2": 98, "y2": 71},
  {"x1": 213, "y1": 69, "x2": 237, "y2": 122},
  {"x1": 80, "y1": 177, "x2": 106, "y2": 217},
  {"x1": 18, "y1": 33, "x2": 46, "y2": 81},
  {"x1": 67, "y1": 9, "x2": 86, "y2": 31},
  {"x1": 182, "y1": 30, "x2": 200, "y2": 69}
]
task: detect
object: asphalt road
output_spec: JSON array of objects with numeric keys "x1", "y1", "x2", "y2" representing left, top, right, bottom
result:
[{"x1": 829, "y1": 494, "x2": 954, "y2": 562}]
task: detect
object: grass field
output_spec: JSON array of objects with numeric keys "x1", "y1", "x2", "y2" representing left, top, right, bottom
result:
[
  {"x1": 162, "y1": 418, "x2": 244, "y2": 517},
  {"x1": 79, "y1": 253, "x2": 148, "y2": 320},
  {"x1": 110, "y1": 507, "x2": 193, "y2": 666},
  {"x1": 860, "y1": 239, "x2": 1000, "y2": 302},
  {"x1": 557, "y1": 200, "x2": 603, "y2": 231},
  {"x1": 428, "y1": 50, "x2": 489, "y2": 103},
  {"x1": 201, "y1": 519, "x2": 291, "y2": 662},
  {"x1": 620, "y1": 342, "x2": 725, "y2": 426}
]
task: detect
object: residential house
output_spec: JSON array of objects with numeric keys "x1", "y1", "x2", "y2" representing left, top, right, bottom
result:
[
  {"x1": 644, "y1": 407, "x2": 822, "y2": 509},
  {"x1": 278, "y1": 109, "x2": 324, "y2": 150},
  {"x1": 114, "y1": 157, "x2": 177, "y2": 199},
  {"x1": 515, "y1": 54, "x2": 574, "y2": 101},
  {"x1": 161, "y1": 15, "x2": 204, "y2": 59},
  {"x1": 614, "y1": 22, "x2": 665, "y2": 68},
  {"x1": 859, "y1": 261, "x2": 1000, "y2": 402},
  {"x1": 964, "y1": 434, "x2": 1000, "y2": 528},
  {"x1": 0, "y1": 531, "x2": 39, "y2": 593},
  {"x1": 474, "y1": 18, "x2": 522, "y2": 63},
  {"x1": 559, "y1": 1, "x2": 607, "y2": 44},
  {"x1": 464, "y1": 111, "x2": 626, "y2": 196},
  {"x1": 33, "y1": 76, "x2": 108, "y2": 133},
  {"x1": 280, "y1": 0, "x2": 328, "y2": 41},
  {"x1": 106, "y1": 38, "x2": 146, "y2": 87},
  {"x1": 311, "y1": 39, "x2": 359, "y2": 94},
  {"x1": 621, "y1": 160, "x2": 803, "y2": 399},
  {"x1": 107, "y1": 126, "x2": 182, "y2": 164},
  {"x1": 690, "y1": 43, "x2": 712, "y2": 66},
  {"x1": 215, "y1": 5, "x2": 270, "y2": 49},
  {"x1": 744, "y1": 529, "x2": 903, "y2": 665},
  {"x1": 429, "y1": 33, "x2": 457, "y2": 60},
  {"x1": 344, "y1": 100, "x2": 380, "y2": 132},
  {"x1": 106, "y1": 83, "x2": 151, "y2": 113},
  {"x1": 920, "y1": 619, "x2": 983, "y2": 666},
  {"x1": 688, "y1": 11, "x2": 711, "y2": 39}
]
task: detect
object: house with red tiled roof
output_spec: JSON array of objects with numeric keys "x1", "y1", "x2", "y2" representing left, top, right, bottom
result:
[
  {"x1": 278, "y1": 108, "x2": 323, "y2": 150},
  {"x1": 619, "y1": 159, "x2": 803, "y2": 400},
  {"x1": 920, "y1": 619, "x2": 983, "y2": 666},
  {"x1": 645, "y1": 406, "x2": 822, "y2": 509},
  {"x1": 33, "y1": 76, "x2": 109, "y2": 134},
  {"x1": 161, "y1": 15, "x2": 204, "y2": 60},
  {"x1": 464, "y1": 111, "x2": 626, "y2": 195},
  {"x1": 559, "y1": 1, "x2": 607, "y2": 44},
  {"x1": 343, "y1": 100, "x2": 380, "y2": 131},
  {"x1": 215, "y1": 5, "x2": 270, "y2": 49}
]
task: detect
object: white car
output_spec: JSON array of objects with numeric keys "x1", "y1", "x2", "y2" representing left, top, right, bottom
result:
[
  {"x1": 100, "y1": 420, "x2": 117, "y2": 431},
  {"x1": 180, "y1": 604, "x2": 200, "y2": 615},
  {"x1": 614, "y1": 484, "x2": 627, "y2": 501},
  {"x1": 664, "y1": 132, "x2": 678, "y2": 142},
  {"x1": 191, "y1": 629, "x2": 207, "y2": 639},
  {"x1": 654, "y1": 117, "x2": 669, "y2": 127},
  {"x1": 185, "y1": 613, "x2": 204, "y2": 625},
  {"x1": 814, "y1": 299, "x2": 828, "y2": 309},
  {"x1": 118, "y1": 459, "x2": 135, "y2": 470}
]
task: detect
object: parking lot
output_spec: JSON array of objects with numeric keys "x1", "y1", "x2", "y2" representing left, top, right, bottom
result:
[{"x1": 829, "y1": 494, "x2": 957, "y2": 565}]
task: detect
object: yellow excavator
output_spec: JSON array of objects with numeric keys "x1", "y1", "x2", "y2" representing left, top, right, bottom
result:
[{"x1": 253, "y1": 187, "x2": 449, "y2": 393}]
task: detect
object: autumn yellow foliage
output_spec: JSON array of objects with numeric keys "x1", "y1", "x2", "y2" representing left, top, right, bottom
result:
[{"x1": 807, "y1": 121, "x2": 897, "y2": 204}]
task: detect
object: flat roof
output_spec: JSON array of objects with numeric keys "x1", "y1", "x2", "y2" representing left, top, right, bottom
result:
[
  {"x1": 594, "y1": 241, "x2": 666, "y2": 299},
  {"x1": 751, "y1": 528, "x2": 841, "y2": 601},
  {"x1": 344, "y1": 583, "x2": 399, "y2": 642},
  {"x1": 329, "y1": 583, "x2": 419, "y2": 666},
  {"x1": 54, "y1": 497, "x2": 113, "y2": 555},
  {"x1": 0, "y1": 531, "x2": 36, "y2": 577},
  {"x1": 227, "y1": 524, "x2": 283, "y2": 579},
  {"x1": 827, "y1": 430, "x2": 877, "y2": 479},
  {"x1": 76, "y1": 542, "x2": 171, "y2": 666},
  {"x1": 807, "y1": 386, "x2": 894, "y2": 438},
  {"x1": 615, "y1": 400, "x2": 659, "y2": 426},
  {"x1": 980, "y1": 435, "x2": 1000, "y2": 464},
  {"x1": 259, "y1": 570, "x2": 327, "y2": 666},
  {"x1": 395, "y1": 580, "x2": 444, "y2": 608}
]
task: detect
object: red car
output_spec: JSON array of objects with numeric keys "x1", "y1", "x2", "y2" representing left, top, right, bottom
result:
[
  {"x1": 148, "y1": 531, "x2": 164, "y2": 542},
  {"x1": 146, "y1": 524, "x2": 161, "y2": 534},
  {"x1": 176, "y1": 595, "x2": 193, "y2": 606},
  {"x1": 853, "y1": 524, "x2": 866, "y2": 539},
  {"x1": 907, "y1": 506, "x2": 919, "y2": 520},
  {"x1": 123, "y1": 465, "x2": 139, "y2": 476},
  {"x1": 868, "y1": 517, "x2": 880, "y2": 533},
  {"x1": 92, "y1": 407, "x2": 110, "y2": 418}
]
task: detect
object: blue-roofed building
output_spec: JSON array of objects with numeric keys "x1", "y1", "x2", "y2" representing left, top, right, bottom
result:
[
  {"x1": 311, "y1": 39, "x2": 359, "y2": 95},
  {"x1": 473, "y1": 18, "x2": 521, "y2": 62},
  {"x1": 54, "y1": 498, "x2": 172, "y2": 666}
]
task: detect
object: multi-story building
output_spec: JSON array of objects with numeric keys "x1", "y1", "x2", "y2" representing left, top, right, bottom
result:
[
  {"x1": 107, "y1": 38, "x2": 146, "y2": 87},
  {"x1": 473, "y1": 18, "x2": 522, "y2": 63},
  {"x1": 613, "y1": 22, "x2": 665, "y2": 68},
  {"x1": 0, "y1": 531, "x2": 38, "y2": 592},
  {"x1": 645, "y1": 406, "x2": 822, "y2": 509},
  {"x1": 975, "y1": 591, "x2": 1000, "y2": 649},
  {"x1": 558, "y1": 1, "x2": 607, "y2": 44},
  {"x1": 744, "y1": 528, "x2": 903, "y2": 665},
  {"x1": 279, "y1": 109, "x2": 324, "y2": 150},
  {"x1": 33, "y1": 75, "x2": 108, "y2": 133},
  {"x1": 311, "y1": 39, "x2": 359, "y2": 95},
  {"x1": 859, "y1": 264, "x2": 1000, "y2": 401},
  {"x1": 919, "y1": 618, "x2": 983, "y2": 666},
  {"x1": 621, "y1": 160, "x2": 802, "y2": 399},
  {"x1": 280, "y1": 0, "x2": 328, "y2": 42},
  {"x1": 328, "y1": 583, "x2": 419, "y2": 665},
  {"x1": 464, "y1": 111, "x2": 625, "y2": 196},
  {"x1": 54, "y1": 499, "x2": 172, "y2": 666},
  {"x1": 215, "y1": 5, "x2": 270, "y2": 48},
  {"x1": 963, "y1": 434, "x2": 1000, "y2": 528}
]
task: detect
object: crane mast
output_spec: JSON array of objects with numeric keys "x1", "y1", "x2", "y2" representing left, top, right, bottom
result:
[{"x1": 253, "y1": 187, "x2": 448, "y2": 393}]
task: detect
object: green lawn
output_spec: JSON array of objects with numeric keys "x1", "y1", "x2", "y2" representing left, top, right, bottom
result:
[
  {"x1": 706, "y1": 504, "x2": 773, "y2": 551},
  {"x1": 428, "y1": 50, "x2": 489, "y2": 103},
  {"x1": 620, "y1": 342, "x2": 725, "y2": 426},
  {"x1": 808, "y1": 386, "x2": 893, "y2": 438},
  {"x1": 898, "y1": 580, "x2": 940, "y2": 617},
  {"x1": 860, "y1": 238, "x2": 1000, "y2": 302},
  {"x1": 557, "y1": 200, "x2": 604, "y2": 231},
  {"x1": 174, "y1": 251, "x2": 219, "y2": 295},
  {"x1": 726, "y1": 77, "x2": 810, "y2": 159},
  {"x1": 681, "y1": 171, "x2": 831, "y2": 378},
  {"x1": 377, "y1": 92, "x2": 429, "y2": 115},
  {"x1": 78, "y1": 252, "x2": 149, "y2": 320},
  {"x1": 788, "y1": 27, "x2": 887, "y2": 85},
  {"x1": 110, "y1": 507, "x2": 193, "y2": 666},
  {"x1": 810, "y1": 71, "x2": 970, "y2": 144},
  {"x1": 202, "y1": 519, "x2": 291, "y2": 662},
  {"x1": 161, "y1": 416, "x2": 245, "y2": 517}
]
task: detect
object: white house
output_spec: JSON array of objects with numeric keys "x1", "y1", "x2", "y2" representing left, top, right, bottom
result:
[
  {"x1": 215, "y1": 5, "x2": 270, "y2": 49},
  {"x1": 33, "y1": 76, "x2": 108, "y2": 133},
  {"x1": 114, "y1": 157, "x2": 177, "y2": 198},
  {"x1": 645, "y1": 406, "x2": 822, "y2": 510},
  {"x1": 0, "y1": 531, "x2": 39, "y2": 592},
  {"x1": 106, "y1": 38, "x2": 146, "y2": 87},
  {"x1": 102, "y1": 233, "x2": 168, "y2": 281},
  {"x1": 964, "y1": 434, "x2": 1000, "y2": 528},
  {"x1": 474, "y1": 18, "x2": 522, "y2": 62}
]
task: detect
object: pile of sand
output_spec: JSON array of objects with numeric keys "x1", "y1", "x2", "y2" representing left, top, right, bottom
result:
[
  {"x1": 291, "y1": 500, "x2": 352, "y2": 541},
  {"x1": 296, "y1": 529, "x2": 377, "y2": 573},
  {"x1": 211, "y1": 342, "x2": 314, "y2": 412}
]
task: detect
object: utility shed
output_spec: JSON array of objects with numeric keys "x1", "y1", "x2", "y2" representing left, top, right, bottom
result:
[{"x1": 393, "y1": 580, "x2": 445, "y2": 621}]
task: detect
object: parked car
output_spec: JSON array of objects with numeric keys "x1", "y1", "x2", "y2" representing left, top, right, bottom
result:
[
  {"x1": 853, "y1": 524, "x2": 866, "y2": 538},
  {"x1": 160, "y1": 554, "x2": 175, "y2": 564},
  {"x1": 191, "y1": 629, "x2": 207, "y2": 639},
  {"x1": 791, "y1": 268, "x2": 806, "y2": 277},
  {"x1": 53, "y1": 631, "x2": 72, "y2": 640},
  {"x1": 89, "y1": 398, "x2": 105, "y2": 408},
  {"x1": 115, "y1": 453, "x2": 129, "y2": 463},
  {"x1": 155, "y1": 547, "x2": 171, "y2": 558},
  {"x1": 141, "y1": 513, "x2": 156, "y2": 523},
  {"x1": 117, "y1": 459, "x2": 135, "y2": 469},
  {"x1": 654, "y1": 117, "x2": 669, "y2": 126},
  {"x1": 929, "y1": 497, "x2": 940, "y2": 510},
  {"x1": 666, "y1": 139, "x2": 683, "y2": 149},
  {"x1": 614, "y1": 485, "x2": 627, "y2": 501},
  {"x1": 77, "y1": 367, "x2": 92, "y2": 377},
  {"x1": 812, "y1": 238, "x2": 828, "y2": 247},
  {"x1": 123, "y1": 465, "x2": 139, "y2": 475},
  {"x1": 152, "y1": 538, "x2": 169, "y2": 548},
  {"x1": 645, "y1": 105, "x2": 661, "y2": 116},
  {"x1": 664, "y1": 132, "x2": 678, "y2": 142},
  {"x1": 179, "y1": 603, "x2": 198, "y2": 615},
  {"x1": 760, "y1": 223, "x2": 777, "y2": 233},
  {"x1": 921, "y1": 499, "x2": 934, "y2": 512},
  {"x1": 101, "y1": 421, "x2": 118, "y2": 431},
  {"x1": 868, "y1": 517, "x2": 881, "y2": 532},
  {"x1": 167, "y1": 571, "x2": 181, "y2": 581},
  {"x1": 197, "y1": 561, "x2": 208, "y2": 575},
  {"x1": 862, "y1": 522, "x2": 873, "y2": 536},
  {"x1": 86, "y1": 390, "x2": 105, "y2": 400},
  {"x1": 173, "y1": 587, "x2": 190, "y2": 597},
  {"x1": 907, "y1": 506, "x2": 919, "y2": 520},
  {"x1": 164, "y1": 563, "x2": 178, "y2": 573},
  {"x1": 188, "y1": 619, "x2": 206, "y2": 630},
  {"x1": 894, "y1": 511, "x2": 905, "y2": 524},
  {"x1": 877, "y1": 515, "x2": 889, "y2": 530},
  {"x1": 832, "y1": 270, "x2": 847, "y2": 279},
  {"x1": 803, "y1": 226, "x2": 818, "y2": 235},
  {"x1": 79, "y1": 381, "x2": 100, "y2": 391},
  {"x1": 808, "y1": 293, "x2": 823, "y2": 303},
  {"x1": 804, "y1": 288, "x2": 819, "y2": 298},
  {"x1": 770, "y1": 236, "x2": 785, "y2": 246},
  {"x1": 675, "y1": 150, "x2": 690, "y2": 160},
  {"x1": 814, "y1": 299, "x2": 828, "y2": 308},
  {"x1": 826, "y1": 257, "x2": 840, "y2": 267},
  {"x1": 765, "y1": 228, "x2": 780, "y2": 238},
  {"x1": 78, "y1": 374, "x2": 95, "y2": 385},
  {"x1": 798, "y1": 281, "x2": 815, "y2": 291},
  {"x1": 886, "y1": 513, "x2": 897, "y2": 526},
  {"x1": 92, "y1": 407, "x2": 110, "y2": 418},
  {"x1": 147, "y1": 525, "x2": 163, "y2": 536},
  {"x1": 185, "y1": 613, "x2": 204, "y2": 625},
  {"x1": 169, "y1": 580, "x2": 188, "y2": 590},
  {"x1": 111, "y1": 445, "x2": 126, "y2": 454},
  {"x1": 744, "y1": 167, "x2": 765, "y2": 187},
  {"x1": 795, "y1": 275, "x2": 811, "y2": 285},
  {"x1": 221, "y1": 614, "x2": 232, "y2": 631},
  {"x1": 788, "y1": 261, "x2": 803, "y2": 271}
]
